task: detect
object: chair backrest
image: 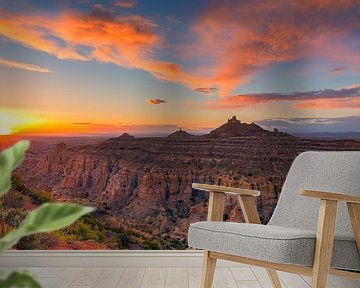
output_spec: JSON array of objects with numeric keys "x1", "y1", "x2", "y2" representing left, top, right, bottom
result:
[{"x1": 269, "y1": 151, "x2": 360, "y2": 239}]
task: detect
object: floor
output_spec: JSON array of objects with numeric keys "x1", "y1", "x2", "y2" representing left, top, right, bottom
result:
[{"x1": 2, "y1": 266, "x2": 360, "y2": 288}]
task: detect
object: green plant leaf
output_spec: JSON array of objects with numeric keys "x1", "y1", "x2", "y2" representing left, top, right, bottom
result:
[
  {"x1": 0, "y1": 271, "x2": 41, "y2": 288},
  {"x1": 0, "y1": 203, "x2": 94, "y2": 252},
  {"x1": 0, "y1": 140, "x2": 30, "y2": 196}
]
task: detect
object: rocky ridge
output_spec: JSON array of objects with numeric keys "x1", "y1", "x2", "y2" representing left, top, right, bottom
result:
[{"x1": 20, "y1": 117, "x2": 360, "y2": 242}]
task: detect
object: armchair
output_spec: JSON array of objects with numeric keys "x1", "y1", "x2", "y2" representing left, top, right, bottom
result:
[{"x1": 188, "y1": 152, "x2": 360, "y2": 288}]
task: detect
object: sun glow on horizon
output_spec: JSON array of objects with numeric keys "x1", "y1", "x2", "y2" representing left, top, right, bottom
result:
[
  {"x1": 0, "y1": 126, "x2": 12, "y2": 135},
  {"x1": 0, "y1": 109, "x2": 127, "y2": 136},
  {"x1": 0, "y1": 109, "x2": 45, "y2": 135}
]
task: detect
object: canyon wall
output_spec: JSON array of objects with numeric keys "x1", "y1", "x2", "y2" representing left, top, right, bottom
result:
[{"x1": 19, "y1": 120, "x2": 360, "y2": 241}]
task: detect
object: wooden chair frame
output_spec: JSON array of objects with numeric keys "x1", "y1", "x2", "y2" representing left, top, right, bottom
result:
[{"x1": 192, "y1": 183, "x2": 360, "y2": 288}]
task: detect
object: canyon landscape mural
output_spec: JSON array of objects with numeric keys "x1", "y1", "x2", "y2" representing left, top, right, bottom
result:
[{"x1": 0, "y1": 0, "x2": 359, "y2": 250}]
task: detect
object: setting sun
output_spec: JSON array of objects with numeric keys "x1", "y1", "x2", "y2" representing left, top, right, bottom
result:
[
  {"x1": 0, "y1": 126, "x2": 12, "y2": 135},
  {"x1": 0, "y1": 109, "x2": 44, "y2": 135}
]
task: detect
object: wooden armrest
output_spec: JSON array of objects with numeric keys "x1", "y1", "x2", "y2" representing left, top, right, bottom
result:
[
  {"x1": 299, "y1": 189, "x2": 360, "y2": 204},
  {"x1": 300, "y1": 188, "x2": 360, "y2": 270},
  {"x1": 194, "y1": 183, "x2": 261, "y2": 223},
  {"x1": 192, "y1": 183, "x2": 260, "y2": 197}
]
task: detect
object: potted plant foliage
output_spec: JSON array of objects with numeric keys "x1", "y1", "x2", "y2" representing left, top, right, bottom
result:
[{"x1": 0, "y1": 141, "x2": 94, "y2": 287}]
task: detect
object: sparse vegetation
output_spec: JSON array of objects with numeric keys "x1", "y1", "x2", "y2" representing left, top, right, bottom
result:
[
  {"x1": 117, "y1": 232, "x2": 132, "y2": 249},
  {"x1": 1, "y1": 176, "x2": 188, "y2": 251},
  {"x1": 142, "y1": 238, "x2": 162, "y2": 250}
]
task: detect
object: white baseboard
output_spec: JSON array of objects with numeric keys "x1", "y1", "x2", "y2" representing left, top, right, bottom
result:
[{"x1": 0, "y1": 250, "x2": 247, "y2": 267}]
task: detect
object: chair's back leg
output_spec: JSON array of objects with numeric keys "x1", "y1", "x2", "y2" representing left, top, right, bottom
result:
[
  {"x1": 347, "y1": 203, "x2": 360, "y2": 254},
  {"x1": 312, "y1": 200, "x2": 337, "y2": 288},
  {"x1": 201, "y1": 251, "x2": 217, "y2": 288}
]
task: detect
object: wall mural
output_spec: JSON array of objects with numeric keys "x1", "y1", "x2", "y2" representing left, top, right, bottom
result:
[{"x1": 0, "y1": 0, "x2": 359, "y2": 250}]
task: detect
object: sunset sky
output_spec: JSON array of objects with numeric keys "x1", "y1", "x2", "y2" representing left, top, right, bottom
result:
[{"x1": 0, "y1": 0, "x2": 359, "y2": 136}]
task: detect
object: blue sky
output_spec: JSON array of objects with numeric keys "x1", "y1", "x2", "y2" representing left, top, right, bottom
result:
[{"x1": 0, "y1": 0, "x2": 359, "y2": 135}]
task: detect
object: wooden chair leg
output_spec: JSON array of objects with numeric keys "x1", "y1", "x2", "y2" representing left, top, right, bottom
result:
[
  {"x1": 266, "y1": 269, "x2": 282, "y2": 288},
  {"x1": 312, "y1": 200, "x2": 337, "y2": 288},
  {"x1": 347, "y1": 202, "x2": 360, "y2": 254},
  {"x1": 200, "y1": 192, "x2": 223, "y2": 288},
  {"x1": 201, "y1": 250, "x2": 217, "y2": 288},
  {"x1": 239, "y1": 195, "x2": 282, "y2": 287}
]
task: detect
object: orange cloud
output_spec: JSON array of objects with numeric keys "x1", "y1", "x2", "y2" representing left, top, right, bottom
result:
[
  {"x1": 0, "y1": 1, "x2": 358, "y2": 97},
  {"x1": 147, "y1": 99, "x2": 166, "y2": 105},
  {"x1": 0, "y1": 57, "x2": 51, "y2": 73},
  {"x1": 186, "y1": 0, "x2": 360, "y2": 95},
  {"x1": 0, "y1": 7, "x2": 203, "y2": 88}
]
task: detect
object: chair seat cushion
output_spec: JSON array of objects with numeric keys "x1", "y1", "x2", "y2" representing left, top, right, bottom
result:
[{"x1": 188, "y1": 221, "x2": 360, "y2": 271}]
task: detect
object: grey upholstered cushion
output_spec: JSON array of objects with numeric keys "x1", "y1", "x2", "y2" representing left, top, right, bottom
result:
[
  {"x1": 188, "y1": 152, "x2": 360, "y2": 271},
  {"x1": 269, "y1": 151, "x2": 360, "y2": 239},
  {"x1": 188, "y1": 221, "x2": 360, "y2": 271}
]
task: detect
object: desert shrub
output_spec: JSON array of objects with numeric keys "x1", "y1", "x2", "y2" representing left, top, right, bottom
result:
[
  {"x1": 15, "y1": 235, "x2": 41, "y2": 250},
  {"x1": 107, "y1": 236, "x2": 119, "y2": 249},
  {"x1": 168, "y1": 237, "x2": 187, "y2": 250},
  {"x1": 82, "y1": 214, "x2": 104, "y2": 230},
  {"x1": 117, "y1": 232, "x2": 132, "y2": 249},
  {"x1": 58, "y1": 215, "x2": 105, "y2": 243},
  {"x1": 0, "y1": 208, "x2": 27, "y2": 229},
  {"x1": 75, "y1": 221, "x2": 99, "y2": 241},
  {"x1": 70, "y1": 220, "x2": 105, "y2": 242},
  {"x1": 10, "y1": 175, "x2": 52, "y2": 204},
  {"x1": 11, "y1": 175, "x2": 29, "y2": 194},
  {"x1": 33, "y1": 190, "x2": 52, "y2": 204},
  {"x1": 50, "y1": 230, "x2": 75, "y2": 242},
  {"x1": 142, "y1": 238, "x2": 162, "y2": 250},
  {"x1": 2, "y1": 191, "x2": 25, "y2": 209}
]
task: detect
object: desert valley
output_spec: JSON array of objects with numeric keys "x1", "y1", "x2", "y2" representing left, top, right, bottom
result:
[{"x1": 1, "y1": 116, "x2": 359, "y2": 250}]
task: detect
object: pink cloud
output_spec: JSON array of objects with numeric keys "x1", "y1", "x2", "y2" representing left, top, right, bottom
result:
[
  {"x1": 206, "y1": 87, "x2": 360, "y2": 109},
  {"x1": 113, "y1": 0, "x2": 136, "y2": 8},
  {"x1": 294, "y1": 98, "x2": 360, "y2": 109},
  {"x1": 0, "y1": 1, "x2": 358, "y2": 98},
  {"x1": 185, "y1": 0, "x2": 360, "y2": 95}
]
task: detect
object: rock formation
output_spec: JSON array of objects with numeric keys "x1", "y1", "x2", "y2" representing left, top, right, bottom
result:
[
  {"x1": 117, "y1": 133, "x2": 135, "y2": 140},
  {"x1": 208, "y1": 116, "x2": 270, "y2": 138},
  {"x1": 18, "y1": 117, "x2": 360, "y2": 243},
  {"x1": 168, "y1": 129, "x2": 195, "y2": 139}
]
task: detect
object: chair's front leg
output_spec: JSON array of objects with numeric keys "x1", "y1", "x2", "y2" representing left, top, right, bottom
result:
[
  {"x1": 201, "y1": 251, "x2": 217, "y2": 288},
  {"x1": 238, "y1": 195, "x2": 282, "y2": 288},
  {"x1": 266, "y1": 269, "x2": 282, "y2": 288},
  {"x1": 312, "y1": 199, "x2": 338, "y2": 288},
  {"x1": 201, "y1": 192, "x2": 225, "y2": 288}
]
